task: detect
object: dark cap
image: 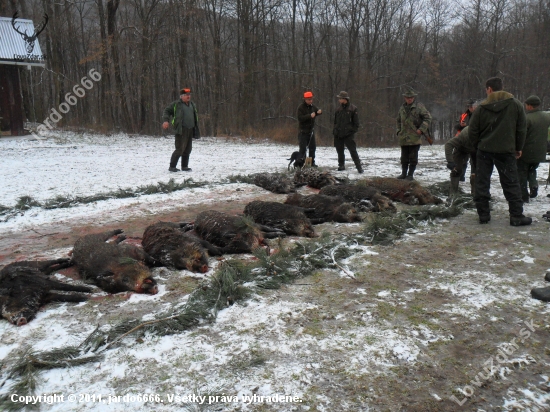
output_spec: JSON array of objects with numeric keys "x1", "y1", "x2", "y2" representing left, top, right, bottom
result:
[
  {"x1": 337, "y1": 91, "x2": 350, "y2": 100},
  {"x1": 524, "y1": 95, "x2": 541, "y2": 106},
  {"x1": 467, "y1": 98, "x2": 476, "y2": 106}
]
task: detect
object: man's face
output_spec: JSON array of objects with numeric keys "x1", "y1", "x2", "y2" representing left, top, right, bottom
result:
[
  {"x1": 339, "y1": 98, "x2": 348, "y2": 105},
  {"x1": 468, "y1": 105, "x2": 475, "y2": 113},
  {"x1": 181, "y1": 93, "x2": 191, "y2": 103},
  {"x1": 304, "y1": 98, "x2": 313, "y2": 105},
  {"x1": 404, "y1": 96, "x2": 415, "y2": 105}
]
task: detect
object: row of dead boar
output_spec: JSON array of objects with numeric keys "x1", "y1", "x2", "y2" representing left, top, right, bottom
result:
[{"x1": 1, "y1": 170, "x2": 442, "y2": 326}]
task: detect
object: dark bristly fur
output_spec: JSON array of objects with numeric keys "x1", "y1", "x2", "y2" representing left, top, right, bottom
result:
[
  {"x1": 195, "y1": 210, "x2": 285, "y2": 254},
  {"x1": 293, "y1": 169, "x2": 341, "y2": 189},
  {"x1": 253, "y1": 173, "x2": 296, "y2": 194},
  {"x1": 142, "y1": 222, "x2": 220, "y2": 273},
  {"x1": 360, "y1": 177, "x2": 443, "y2": 205},
  {"x1": 0, "y1": 258, "x2": 73, "y2": 276},
  {"x1": 244, "y1": 201, "x2": 315, "y2": 237},
  {"x1": 284, "y1": 193, "x2": 361, "y2": 223},
  {"x1": 0, "y1": 266, "x2": 92, "y2": 326},
  {"x1": 319, "y1": 184, "x2": 397, "y2": 213},
  {"x1": 72, "y1": 229, "x2": 158, "y2": 294}
]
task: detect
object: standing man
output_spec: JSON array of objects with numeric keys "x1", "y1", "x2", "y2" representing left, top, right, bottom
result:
[
  {"x1": 162, "y1": 87, "x2": 200, "y2": 172},
  {"x1": 455, "y1": 99, "x2": 476, "y2": 135},
  {"x1": 445, "y1": 126, "x2": 477, "y2": 197},
  {"x1": 396, "y1": 87, "x2": 432, "y2": 180},
  {"x1": 517, "y1": 95, "x2": 550, "y2": 202},
  {"x1": 468, "y1": 77, "x2": 530, "y2": 226},
  {"x1": 297, "y1": 91, "x2": 322, "y2": 167},
  {"x1": 333, "y1": 91, "x2": 363, "y2": 173}
]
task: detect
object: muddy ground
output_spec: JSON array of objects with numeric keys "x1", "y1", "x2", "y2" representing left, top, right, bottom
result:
[{"x1": 1, "y1": 177, "x2": 550, "y2": 411}]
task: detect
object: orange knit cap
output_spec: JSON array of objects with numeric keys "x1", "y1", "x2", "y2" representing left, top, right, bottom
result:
[{"x1": 303, "y1": 91, "x2": 314, "y2": 98}]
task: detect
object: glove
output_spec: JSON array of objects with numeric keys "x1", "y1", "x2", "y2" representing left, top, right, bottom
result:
[{"x1": 446, "y1": 162, "x2": 455, "y2": 170}]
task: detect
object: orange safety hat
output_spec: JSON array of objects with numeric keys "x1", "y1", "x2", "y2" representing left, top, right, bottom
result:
[{"x1": 303, "y1": 91, "x2": 314, "y2": 99}]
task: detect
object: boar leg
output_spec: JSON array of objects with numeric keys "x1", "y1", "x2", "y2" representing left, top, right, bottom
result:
[
  {"x1": 99, "y1": 229, "x2": 124, "y2": 242},
  {"x1": 114, "y1": 234, "x2": 127, "y2": 244},
  {"x1": 44, "y1": 292, "x2": 89, "y2": 303},
  {"x1": 309, "y1": 218, "x2": 327, "y2": 225},
  {"x1": 263, "y1": 232, "x2": 286, "y2": 239},
  {"x1": 198, "y1": 240, "x2": 224, "y2": 256},
  {"x1": 46, "y1": 279, "x2": 93, "y2": 293},
  {"x1": 256, "y1": 224, "x2": 284, "y2": 233}
]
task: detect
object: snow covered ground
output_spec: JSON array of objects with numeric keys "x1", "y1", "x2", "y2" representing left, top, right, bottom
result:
[{"x1": 1, "y1": 131, "x2": 550, "y2": 411}]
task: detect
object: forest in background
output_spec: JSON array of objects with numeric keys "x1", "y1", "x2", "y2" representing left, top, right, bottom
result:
[{"x1": 1, "y1": 0, "x2": 549, "y2": 145}]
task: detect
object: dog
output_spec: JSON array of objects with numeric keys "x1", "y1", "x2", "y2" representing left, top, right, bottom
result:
[{"x1": 287, "y1": 151, "x2": 306, "y2": 171}]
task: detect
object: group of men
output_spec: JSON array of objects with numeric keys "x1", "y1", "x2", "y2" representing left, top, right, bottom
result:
[
  {"x1": 161, "y1": 78, "x2": 550, "y2": 227},
  {"x1": 445, "y1": 77, "x2": 550, "y2": 226}
]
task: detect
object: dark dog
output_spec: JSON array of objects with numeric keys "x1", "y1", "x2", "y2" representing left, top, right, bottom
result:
[{"x1": 287, "y1": 151, "x2": 305, "y2": 171}]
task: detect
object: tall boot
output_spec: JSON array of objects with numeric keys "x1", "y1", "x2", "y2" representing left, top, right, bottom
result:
[
  {"x1": 469, "y1": 174, "x2": 475, "y2": 196},
  {"x1": 448, "y1": 176, "x2": 460, "y2": 201},
  {"x1": 397, "y1": 164, "x2": 408, "y2": 179},
  {"x1": 169, "y1": 152, "x2": 180, "y2": 172},
  {"x1": 405, "y1": 164, "x2": 416, "y2": 180}
]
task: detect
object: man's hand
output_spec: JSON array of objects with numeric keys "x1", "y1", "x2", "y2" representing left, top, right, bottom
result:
[
  {"x1": 317, "y1": 109, "x2": 322, "y2": 115},
  {"x1": 515, "y1": 150, "x2": 522, "y2": 159},
  {"x1": 460, "y1": 120, "x2": 467, "y2": 127},
  {"x1": 446, "y1": 162, "x2": 456, "y2": 170},
  {"x1": 311, "y1": 113, "x2": 316, "y2": 118},
  {"x1": 162, "y1": 121, "x2": 169, "y2": 130},
  {"x1": 416, "y1": 129, "x2": 422, "y2": 135}
]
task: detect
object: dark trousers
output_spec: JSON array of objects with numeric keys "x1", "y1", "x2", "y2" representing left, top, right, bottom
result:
[
  {"x1": 451, "y1": 150, "x2": 477, "y2": 178},
  {"x1": 298, "y1": 131, "x2": 316, "y2": 160},
  {"x1": 400, "y1": 145, "x2": 420, "y2": 166},
  {"x1": 474, "y1": 150, "x2": 523, "y2": 217},
  {"x1": 170, "y1": 128, "x2": 193, "y2": 168},
  {"x1": 334, "y1": 135, "x2": 360, "y2": 166},
  {"x1": 517, "y1": 159, "x2": 539, "y2": 200}
]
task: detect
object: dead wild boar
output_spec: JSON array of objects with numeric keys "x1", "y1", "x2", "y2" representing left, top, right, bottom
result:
[
  {"x1": 0, "y1": 258, "x2": 73, "y2": 276},
  {"x1": 0, "y1": 265, "x2": 92, "y2": 326},
  {"x1": 194, "y1": 210, "x2": 285, "y2": 254},
  {"x1": 293, "y1": 169, "x2": 341, "y2": 189},
  {"x1": 361, "y1": 177, "x2": 443, "y2": 205},
  {"x1": 284, "y1": 193, "x2": 361, "y2": 223},
  {"x1": 253, "y1": 173, "x2": 296, "y2": 194},
  {"x1": 319, "y1": 185, "x2": 396, "y2": 213},
  {"x1": 72, "y1": 229, "x2": 158, "y2": 294},
  {"x1": 243, "y1": 201, "x2": 316, "y2": 237},
  {"x1": 142, "y1": 222, "x2": 223, "y2": 273}
]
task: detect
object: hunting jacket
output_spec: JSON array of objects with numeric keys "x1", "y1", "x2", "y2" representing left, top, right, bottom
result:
[
  {"x1": 445, "y1": 126, "x2": 476, "y2": 163},
  {"x1": 163, "y1": 100, "x2": 200, "y2": 138},
  {"x1": 521, "y1": 108, "x2": 550, "y2": 163},
  {"x1": 333, "y1": 102, "x2": 359, "y2": 139},
  {"x1": 396, "y1": 101, "x2": 432, "y2": 146},
  {"x1": 468, "y1": 91, "x2": 526, "y2": 155},
  {"x1": 297, "y1": 102, "x2": 322, "y2": 134}
]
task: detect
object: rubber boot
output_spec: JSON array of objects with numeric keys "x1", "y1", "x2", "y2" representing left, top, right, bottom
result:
[
  {"x1": 469, "y1": 174, "x2": 475, "y2": 196},
  {"x1": 352, "y1": 156, "x2": 364, "y2": 173},
  {"x1": 448, "y1": 176, "x2": 460, "y2": 201},
  {"x1": 397, "y1": 164, "x2": 408, "y2": 179},
  {"x1": 405, "y1": 164, "x2": 416, "y2": 181},
  {"x1": 476, "y1": 202, "x2": 491, "y2": 224}
]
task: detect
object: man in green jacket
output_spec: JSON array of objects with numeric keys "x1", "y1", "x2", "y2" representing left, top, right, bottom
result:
[
  {"x1": 296, "y1": 91, "x2": 322, "y2": 167},
  {"x1": 396, "y1": 87, "x2": 432, "y2": 180},
  {"x1": 518, "y1": 95, "x2": 550, "y2": 202},
  {"x1": 162, "y1": 87, "x2": 200, "y2": 172},
  {"x1": 333, "y1": 91, "x2": 363, "y2": 173},
  {"x1": 468, "y1": 77, "x2": 530, "y2": 226}
]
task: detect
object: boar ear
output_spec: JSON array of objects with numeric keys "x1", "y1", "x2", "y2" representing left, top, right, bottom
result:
[{"x1": 97, "y1": 270, "x2": 115, "y2": 279}]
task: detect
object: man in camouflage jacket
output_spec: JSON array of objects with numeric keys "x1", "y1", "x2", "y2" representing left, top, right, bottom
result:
[
  {"x1": 517, "y1": 95, "x2": 550, "y2": 202},
  {"x1": 468, "y1": 77, "x2": 530, "y2": 226},
  {"x1": 396, "y1": 87, "x2": 432, "y2": 180}
]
